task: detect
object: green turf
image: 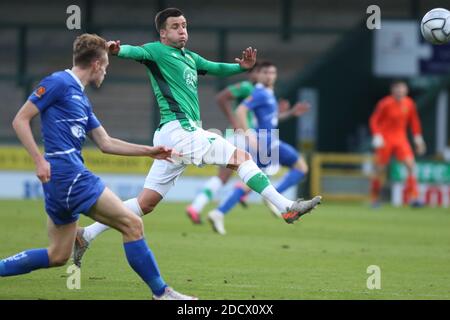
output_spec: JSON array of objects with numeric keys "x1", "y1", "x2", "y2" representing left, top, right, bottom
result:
[{"x1": 0, "y1": 199, "x2": 449, "y2": 300}]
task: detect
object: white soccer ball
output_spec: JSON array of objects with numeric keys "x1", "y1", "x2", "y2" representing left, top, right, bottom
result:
[{"x1": 421, "y1": 8, "x2": 450, "y2": 45}]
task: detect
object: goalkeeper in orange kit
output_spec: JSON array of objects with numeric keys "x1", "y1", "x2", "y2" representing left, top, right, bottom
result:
[{"x1": 369, "y1": 80, "x2": 426, "y2": 207}]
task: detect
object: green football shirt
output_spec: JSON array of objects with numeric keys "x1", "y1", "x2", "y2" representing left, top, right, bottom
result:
[{"x1": 118, "y1": 41, "x2": 247, "y2": 129}]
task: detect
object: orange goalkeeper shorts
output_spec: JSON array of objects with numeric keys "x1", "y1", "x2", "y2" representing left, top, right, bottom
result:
[{"x1": 375, "y1": 139, "x2": 414, "y2": 166}]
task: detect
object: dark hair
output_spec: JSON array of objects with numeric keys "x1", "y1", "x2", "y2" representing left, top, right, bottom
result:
[
  {"x1": 258, "y1": 60, "x2": 275, "y2": 69},
  {"x1": 248, "y1": 61, "x2": 260, "y2": 73},
  {"x1": 73, "y1": 33, "x2": 107, "y2": 68},
  {"x1": 155, "y1": 8, "x2": 184, "y2": 32}
]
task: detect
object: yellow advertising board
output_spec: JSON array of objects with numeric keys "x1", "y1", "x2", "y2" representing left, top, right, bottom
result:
[{"x1": 0, "y1": 145, "x2": 287, "y2": 177}]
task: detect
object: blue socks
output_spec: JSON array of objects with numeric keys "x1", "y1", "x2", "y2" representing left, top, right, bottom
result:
[
  {"x1": 218, "y1": 187, "x2": 246, "y2": 215},
  {"x1": 124, "y1": 238, "x2": 167, "y2": 296},
  {"x1": 0, "y1": 249, "x2": 49, "y2": 277},
  {"x1": 276, "y1": 168, "x2": 305, "y2": 193},
  {"x1": 0, "y1": 240, "x2": 167, "y2": 297}
]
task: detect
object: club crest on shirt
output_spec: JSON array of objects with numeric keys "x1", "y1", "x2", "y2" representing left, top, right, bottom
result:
[
  {"x1": 183, "y1": 67, "x2": 197, "y2": 91},
  {"x1": 34, "y1": 86, "x2": 46, "y2": 98},
  {"x1": 71, "y1": 124, "x2": 86, "y2": 139}
]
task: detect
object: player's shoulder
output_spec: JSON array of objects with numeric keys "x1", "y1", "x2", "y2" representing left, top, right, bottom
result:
[
  {"x1": 404, "y1": 96, "x2": 416, "y2": 105},
  {"x1": 39, "y1": 71, "x2": 70, "y2": 90},
  {"x1": 141, "y1": 41, "x2": 164, "y2": 52},
  {"x1": 239, "y1": 80, "x2": 254, "y2": 89},
  {"x1": 229, "y1": 80, "x2": 253, "y2": 92},
  {"x1": 377, "y1": 95, "x2": 394, "y2": 106}
]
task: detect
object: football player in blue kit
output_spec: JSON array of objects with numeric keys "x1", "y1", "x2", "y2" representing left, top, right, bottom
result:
[
  {"x1": 0, "y1": 34, "x2": 196, "y2": 300},
  {"x1": 208, "y1": 61, "x2": 311, "y2": 235}
]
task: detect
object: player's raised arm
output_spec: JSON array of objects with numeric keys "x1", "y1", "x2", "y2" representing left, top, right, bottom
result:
[
  {"x1": 279, "y1": 101, "x2": 310, "y2": 121},
  {"x1": 12, "y1": 101, "x2": 50, "y2": 183},
  {"x1": 194, "y1": 47, "x2": 257, "y2": 77},
  {"x1": 88, "y1": 126, "x2": 174, "y2": 162},
  {"x1": 108, "y1": 40, "x2": 154, "y2": 61}
]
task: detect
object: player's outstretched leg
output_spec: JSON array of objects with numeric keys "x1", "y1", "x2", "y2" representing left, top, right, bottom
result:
[
  {"x1": 1, "y1": 219, "x2": 76, "y2": 277},
  {"x1": 228, "y1": 149, "x2": 321, "y2": 224},
  {"x1": 89, "y1": 187, "x2": 196, "y2": 300},
  {"x1": 73, "y1": 190, "x2": 162, "y2": 268},
  {"x1": 73, "y1": 197, "x2": 143, "y2": 267}
]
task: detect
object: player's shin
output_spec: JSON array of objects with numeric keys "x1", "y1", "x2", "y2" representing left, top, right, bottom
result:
[
  {"x1": 370, "y1": 177, "x2": 382, "y2": 204},
  {"x1": 405, "y1": 175, "x2": 419, "y2": 201},
  {"x1": 276, "y1": 168, "x2": 305, "y2": 193},
  {"x1": 218, "y1": 186, "x2": 246, "y2": 214},
  {"x1": 123, "y1": 238, "x2": 167, "y2": 296},
  {"x1": 237, "y1": 160, "x2": 293, "y2": 212},
  {"x1": 0, "y1": 249, "x2": 49, "y2": 277}
]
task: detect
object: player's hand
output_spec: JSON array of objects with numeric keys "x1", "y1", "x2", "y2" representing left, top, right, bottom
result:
[
  {"x1": 35, "y1": 158, "x2": 51, "y2": 184},
  {"x1": 414, "y1": 135, "x2": 426, "y2": 156},
  {"x1": 278, "y1": 99, "x2": 290, "y2": 113},
  {"x1": 292, "y1": 102, "x2": 310, "y2": 116},
  {"x1": 107, "y1": 40, "x2": 121, "y2": 55},
  {"x1": 235, "y1": 47, "x2": 257, "y2": 70},
  {"x1": 372, "y1": 134, "x2": 384, "y2": 149},
  {"x1": 148, "y1": 146, "x2": 179, "y2": 163}
]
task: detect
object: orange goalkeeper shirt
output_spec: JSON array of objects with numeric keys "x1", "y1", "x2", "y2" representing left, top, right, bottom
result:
[{"x1": 369, "y1": 95, "x2": 422, "y2": 142}]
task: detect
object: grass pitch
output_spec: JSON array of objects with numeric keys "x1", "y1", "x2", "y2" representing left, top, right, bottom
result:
[{"x1": 0, "y1": 199, "x2": 449, "y2": 300}]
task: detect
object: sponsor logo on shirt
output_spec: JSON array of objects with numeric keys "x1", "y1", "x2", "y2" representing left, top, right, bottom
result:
[{"x1": 34, "y1": 86, "x2": 46, "y2": 98}]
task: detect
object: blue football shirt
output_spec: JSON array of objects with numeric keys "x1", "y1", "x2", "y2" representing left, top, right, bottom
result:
[
  {"x1": 242, "y1": 83, "x2": 279, "y2": 131},
  {"x1": 28, "y1": 69, "x2": 101, "y2": 172}
]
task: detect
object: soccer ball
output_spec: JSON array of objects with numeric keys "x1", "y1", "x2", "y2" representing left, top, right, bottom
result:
[{"x1": 420, "y1": 8, "x2": 450, "y2": 45}]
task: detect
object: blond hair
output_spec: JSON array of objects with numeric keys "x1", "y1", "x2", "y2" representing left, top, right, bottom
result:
[{"x1": 73, "y1": 33, "x2": 107, "y2": 68}]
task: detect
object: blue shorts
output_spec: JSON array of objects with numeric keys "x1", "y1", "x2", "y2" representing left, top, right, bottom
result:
[
  {"x1": 250, "y1": 139, "x2": 300, "y2": 169},
  {"x1": 42, "y1": 168, "x2": 106, "y2": 225}
]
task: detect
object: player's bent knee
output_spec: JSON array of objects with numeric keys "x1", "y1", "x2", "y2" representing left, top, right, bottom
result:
[
  {"x1": 138, "y1": 190, "x2": 161, "y2": 214},
  {"x1": 227, "y1": 148, "x2": 253, "y2": 171},
  {"x1": 295, "y1": 158, "x2": 308, "y2": 173},
  {"x1": 140, "y1": 202, "x2": 155, "y2": 215},
  {"x1": 122, "y1": 215, "x2": 144, "y2": 240},
  {"x1": 236, "y1": 149, "x2": 253, "y2": 165}
]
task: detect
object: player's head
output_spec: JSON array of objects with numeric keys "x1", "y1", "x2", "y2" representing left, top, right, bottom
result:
[
  {"x1": 390, "y1": 80, "x2": 408, "y2": 100},
  {"x1": 247, "y1": 61, "x2": 261, "y2": 83},
  {"x1": 155, "y1": 8, "x2": 188, "y2": 49},
  {"x1": 73, "y1": 34, "x2": 109, "y2": 88},
  {"x1": 258, "y1": 61, "x2": 277, "y2": 87}
]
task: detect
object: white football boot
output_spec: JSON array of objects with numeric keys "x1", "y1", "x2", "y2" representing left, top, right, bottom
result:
[
  {"x1": 207, "y1": 209, "x2": 226, "y2": 235},
  {"x1": 153, "y1": 287, "x2": 198, "y2": 300},
  {"x1": 73, "y1": 228, "x2": 90, "y2": 268}
]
